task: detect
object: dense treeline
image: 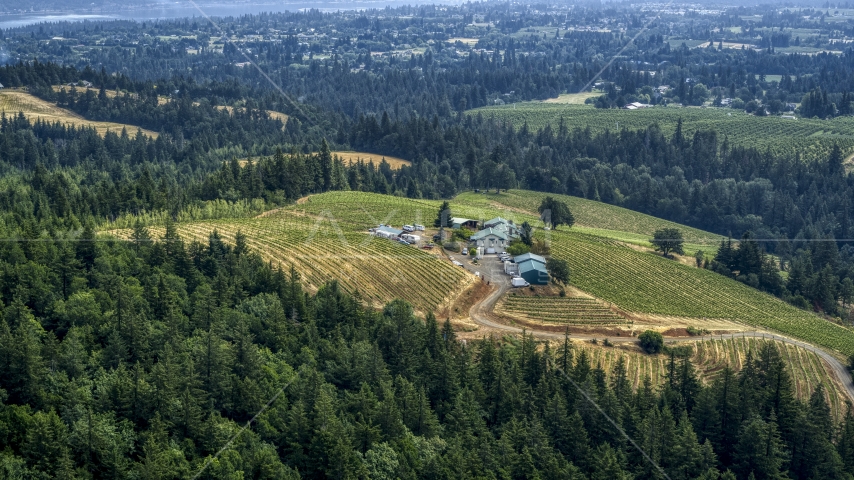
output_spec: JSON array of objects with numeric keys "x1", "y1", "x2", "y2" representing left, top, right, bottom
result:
[{"x1": 1, "y1": 211, "x2": 854, "y2": 478}]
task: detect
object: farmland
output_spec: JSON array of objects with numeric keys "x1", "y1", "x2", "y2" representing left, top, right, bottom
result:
[
  {"x1": 498, "y1": 294, "x2": 628, "y2": 326},
  {"x1": 545, "y1": 227, "x2": 854, "y2": 356},
  {"x1": 111, "y1": 193, "x2": 472, "y2": 314},
  {"x1": 0, "y1": 89, "x2": 158, "y2": 138},
  {"x1": 455, "y1": 190, "x2": 721, "y2": 255},
  {"x1": 469, "y1": 103, "x2": 854, "y2": 162},
  {"x1": 573, "y1": 337, "x2": 848, "y2": 419},
  {"x1": 106, "y1": 190, "x2": 854, "y2": 356}
]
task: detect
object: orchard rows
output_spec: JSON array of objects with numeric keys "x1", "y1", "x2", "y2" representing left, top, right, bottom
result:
[
  {"x1": 691, "y1": 337, "x2": 845, "y2": 420},
  {"x1": 498, "y1": 294, "x2": 628, "y2": 325},
  {"x1": 170, "y1": 212, "x2": 472, "y2": 313},
  {"x1": 548, "y1": 229, "x2": 854, "y2": 356},
  {"x1": 472, "y1": 104, "x2": 854, "y2": 163}
]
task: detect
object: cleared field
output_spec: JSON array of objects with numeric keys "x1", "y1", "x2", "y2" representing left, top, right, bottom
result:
[
  {"x1": 468, "y1": 103, "x2": 854, "y2": 162},
  {"x1": 330, "y1": 151, "x2": 411, "y2": 169},
  {"x1": 445, "y1": 37, "x2": 479, "y2": 46},
  {"x1": 542, "y1": 92, "x2": 602, "y2": 104},
  {"x1": 574, "y1": 337, "x2": 847, "y2": 418},
  {"x1": 0, "y1": 89, "x2": 158, "y2": 138}
]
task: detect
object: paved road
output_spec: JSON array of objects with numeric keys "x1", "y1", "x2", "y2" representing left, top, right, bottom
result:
[{"x1": 449, "y1": 252, "x2": 854, "y2": 402}]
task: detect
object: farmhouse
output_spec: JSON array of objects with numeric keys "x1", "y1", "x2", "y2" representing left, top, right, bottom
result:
[
  {"x1": 514, "y1": 253, "x2": 549, "y2": 285},
  {"x1": 470, "y1": 228, "x2": 509, "y2": 253},
  {"x1": 483, "y1": 217, "x2": 520, "y2": 238}
]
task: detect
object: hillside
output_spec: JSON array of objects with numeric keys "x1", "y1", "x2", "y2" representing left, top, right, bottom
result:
[
  {"x1": 0, "y1": 89, "x2": 158, "y2": 138},
  {"x1": 455, "y1": 190, "x2": 721, "y2": 254},
  {"x1": 469, "y1": 103, "x2": 854, "y2": 162},
  {"x1": 571, "y1": 337, "x2": 848, "y2": 417},
  {"x1": 108, "y1": 190, "x2": 854, "y2": 357}
]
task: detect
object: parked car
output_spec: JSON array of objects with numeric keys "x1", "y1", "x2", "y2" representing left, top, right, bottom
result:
[
  {"x1": 414, "y1": 224, "x2": 425, "y2": 231},
  {"x1": 402, "y1": 225, "x2": 415, "y2": 232},
  {"x1": 452, "y1": 260, "x2": 463, "y2": 266},
  {"x1": 462, "y1": 248, "x2": 468, "y2": 255},
  {"x1": 432, "y1": 233, "x2": 442, "y2": 241},
  {"x1": 398, "y1": 239, "x2": 410, "y2": 245}
]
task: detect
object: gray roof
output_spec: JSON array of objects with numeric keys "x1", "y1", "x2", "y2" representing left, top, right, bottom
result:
[
  {"x1": 451, "y1": 217, "x2": 476, "y2": 225},
  {"x1": 514, "y1": 253, "x2": 546, "y2": 264},
  {"x1": 484, "y1": 217, "x2": 511, "y2": 227},
  {"x1": 519, "y1": 260, "x2": 548, "y2": 274},
  {"x1": 377, "y1": 225, "x2": 403, "y2": 236},
  {"x1": 470, "y1": 228, "x2": 509, "y2": 241}
]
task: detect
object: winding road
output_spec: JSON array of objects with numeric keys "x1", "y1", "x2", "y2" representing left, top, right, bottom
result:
[{"x1": 450, "y1": 252, "x2": 854, "y2": 402}]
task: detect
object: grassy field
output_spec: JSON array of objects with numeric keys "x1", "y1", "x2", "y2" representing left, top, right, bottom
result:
[
  {"x1": 1, "y1": 89, "x2": 159, "y2": 138},
  {"x1": 573, "y1": 337, "x2": 847, "y2": 419},
  {"x1": 105, "y1": 190, "x2": 854, "y2": 356},
  {"x1": 542, "y1": 92, "x2": 602, "y2": 104},
  {"x1": 468, "y1": 103, "x2": 854, "y2": 162},
  {"x1": 330, "y1": 151, "x2": 411, "y2": 169}
]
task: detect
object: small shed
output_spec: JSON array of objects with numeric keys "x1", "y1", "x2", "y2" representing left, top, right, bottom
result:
[
  {"x1": 518, "y1": 260, "x2": 549, "y2": 285},
  {"x1": 0, "y1": 83, "x2": 4, "y2": 89},
  {"x1": 470, "y1": 228, "x2": 509, "y2": 254},
  {"x1": 451, "y1": 217, "x2": 479, "y2": 230}
]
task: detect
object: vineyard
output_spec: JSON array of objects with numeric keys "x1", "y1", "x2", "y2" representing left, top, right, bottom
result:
[
  {"x1": 573, "y1": 337, "x2": 847, "y2": 419},
  {"x1": 469, "y1": 103, "x2": 854, "y2": 162},
  {"x1": 498, "y1": 294, "x2": 628, "y2": 325},
  {"x1": 457, "y1": 190, "x2": 717, "y2": 240},
  {"x1": 105, "y1": 190, "x2": 854, "y2": 357},
  {"x1": 112, "y1": 194, "x2": 474, "y2": 314},
  {"x1": 0, "y1": 89, "x2": 159, "y2": 138},
  {"x1": 546, "y1": 228, "x2": 854, "y2": 356}
]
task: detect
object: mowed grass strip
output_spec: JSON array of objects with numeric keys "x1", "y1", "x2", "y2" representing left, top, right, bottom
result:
[{"x1": 0, "y1": 89, "x2": 158, "y2": 138}]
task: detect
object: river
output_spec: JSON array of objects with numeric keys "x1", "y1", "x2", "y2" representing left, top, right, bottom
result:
[{"x1": 0, "y1": 1, "x2": 459, "y2": 29}]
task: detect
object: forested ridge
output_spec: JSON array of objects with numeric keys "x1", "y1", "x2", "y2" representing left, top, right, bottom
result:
[{"x1": 0, "y1": 218, "x2": 852, "y2": 479}]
